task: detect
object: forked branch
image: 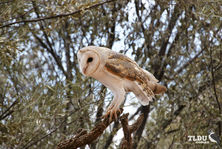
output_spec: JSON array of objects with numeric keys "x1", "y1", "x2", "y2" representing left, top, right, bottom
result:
[
  {"x1": 120, "y1": 113, "x2": 144, "y2": 149},
  {"x1": 57, "y1": 109, "x2": 145, "y2": 149}
]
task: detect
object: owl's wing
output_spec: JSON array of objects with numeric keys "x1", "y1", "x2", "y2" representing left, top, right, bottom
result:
[
  {"x1": 105, "y1": 51, "x2": 145, "y2": 82},
  {"x1": 105, "y1": 51, "x2": 166, "y2": 105},
  {"x1": 105, "y1": 52, "x2": 154, "y2": 96},
  {"x1": 105, "y1": 51, "x2": 160, "y2": 84}
]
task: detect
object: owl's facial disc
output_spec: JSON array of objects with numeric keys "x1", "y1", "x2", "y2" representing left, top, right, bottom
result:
[{"x1": 78, "y1": 50, "x2": 100, "y2": 76}]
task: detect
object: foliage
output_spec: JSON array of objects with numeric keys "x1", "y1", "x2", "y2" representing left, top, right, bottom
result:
[{"x1": 0, "y1": 0, "x2": 221, "y2": 148}]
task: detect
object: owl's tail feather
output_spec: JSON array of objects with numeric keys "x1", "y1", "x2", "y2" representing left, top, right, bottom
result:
[
  {"x1": 151, "y1": 83, "x2": 167, "y2": 94},
  {"x1": 133, "y1": 81, "x2": 167, "y2": 106}
]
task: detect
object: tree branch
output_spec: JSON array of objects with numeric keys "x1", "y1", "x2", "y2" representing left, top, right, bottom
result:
[
  {"x1": 155, "y1": 3, "x2": 181, "y2": 79},
  {"x1": 31, "y1": 1, "x2": 69, "y2": 79},
  {"x1": 0, "y1": 99, "x2": 18, "y2": 120},
  {"x1": 90, "y1": 85, "x2": 106, "y2": 148},
  {"x1": 209, "y1": 47, "x2": 221, "y2": 136},
  {"x1": 133, "y1": 105, "x2": 150, "y2": 149},
  {"x1": 120, "y1": 113, "x2": 144, "y2": 149},
  {"x1": 174, "y1": 48, "x2": 204, "y2": 76},
  {"x1": 162, "y1": 105, "x2": 186, "y2": 130},
  {"x1": 22, "y1": 113, "x2": 68, "y2": 149},
  {"x1": 103, "y1": 106, "x2": 143, "y2": 149},
  {"x1": 120, "y1": 113, "x2": 132, "y2": 149},
  {"x1": 0, "y1": 0, "x2": 117, "y2": 28},
  {"x1": 103, "y1": 120, "x2": 120, "y2": 149},
  {"x1": 57, "y1": 109, "x2": 123, "y2": 149}
]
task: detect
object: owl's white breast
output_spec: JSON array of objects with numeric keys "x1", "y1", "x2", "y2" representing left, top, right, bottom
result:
[
  {"x1": 90, "y1": 67, "x2": 137, "y2": 95},
  {"x1": 91, "y1": 68, "x2": 124, "y2": 92}
]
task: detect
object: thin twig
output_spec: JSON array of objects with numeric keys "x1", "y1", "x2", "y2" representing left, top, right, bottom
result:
[
  {"x1": 22, "y1": 118, "x2": 67, "y2": 149},
  {"x1": 209, "y1": 48, "x2": 221, "y2": 112},
  {"x1": 0, "y1": 99, "x2": 18, "y2": 120},
  {"x1": 209, "y1": 47, "x2": 221, "y2": 136},
  {"x1": 0, "y1": 0, "x2": 116, "y2": 28}
]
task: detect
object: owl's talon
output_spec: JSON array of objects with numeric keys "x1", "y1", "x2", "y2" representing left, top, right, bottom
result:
[
  {"x1": 102, "y1": 111, "x2": 110, "y2": 119},
  {"x1": 117, "y1": 108, "x2": 121, "y2": 114},
  {"x1": 102, "y1": 108, "x2": 120, "y2": 122},
  {"x1": 109, "y1": 112, "x2": 113, "y2": 122},
  {"x1": 107, "y1": 105, "x2": 114, "y2": 112}
]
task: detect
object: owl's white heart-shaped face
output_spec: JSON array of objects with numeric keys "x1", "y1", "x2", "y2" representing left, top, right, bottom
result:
[{"x1": 77, "y1": 49, "x2": 100, "y2": 76}]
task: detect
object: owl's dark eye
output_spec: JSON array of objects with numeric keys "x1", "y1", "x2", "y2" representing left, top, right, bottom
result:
[{"x1": 87, "y1": 57, "x2": 93, "y2": 63}]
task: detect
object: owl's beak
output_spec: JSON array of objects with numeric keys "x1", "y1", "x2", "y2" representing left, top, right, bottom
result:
[
  {"x1": 83, "y1": 67, "x2": 86, "y2": 74},
  {"x1": 82, "y1": 66, "x2": 88, "y2": 75}
]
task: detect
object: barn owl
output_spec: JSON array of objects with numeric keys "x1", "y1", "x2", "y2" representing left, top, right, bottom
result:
[{"x1": 77, "y1": 46, "x2": 166, "y2": 121}]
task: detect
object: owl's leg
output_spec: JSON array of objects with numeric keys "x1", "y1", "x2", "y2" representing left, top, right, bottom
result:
[{"x1": 104, "y1": 89, "x2": 125, "y2": 122}]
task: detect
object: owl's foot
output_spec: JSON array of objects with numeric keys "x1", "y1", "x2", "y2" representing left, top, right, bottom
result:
[{"x1": 103, "y1": 107, "x2": 121, "y2": 122}]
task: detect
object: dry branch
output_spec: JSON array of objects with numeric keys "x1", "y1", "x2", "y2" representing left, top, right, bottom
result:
[
  {"x1": 120, "y1": 113, "x2": 144, "y2": 149},
  {"x1": 120, "y1": 113, "x2": 132, "y2": 149},
  {"x1": 57, "y1": 109, "x2": 123, "y2": 149}
]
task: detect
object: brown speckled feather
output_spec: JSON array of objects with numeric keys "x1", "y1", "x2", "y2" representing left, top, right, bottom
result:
[{"x1": 105, "y1": 52, "x2": 154, "y2": 97}]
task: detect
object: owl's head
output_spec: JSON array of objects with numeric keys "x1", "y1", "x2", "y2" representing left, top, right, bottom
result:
[{"x1": 77, "y1": 46, "x2": 101, "y2": 76}]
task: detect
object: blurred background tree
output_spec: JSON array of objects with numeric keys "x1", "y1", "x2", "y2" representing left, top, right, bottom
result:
[{"x1": 0, "y1": 0, "x2": 221, "y2": 148}]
